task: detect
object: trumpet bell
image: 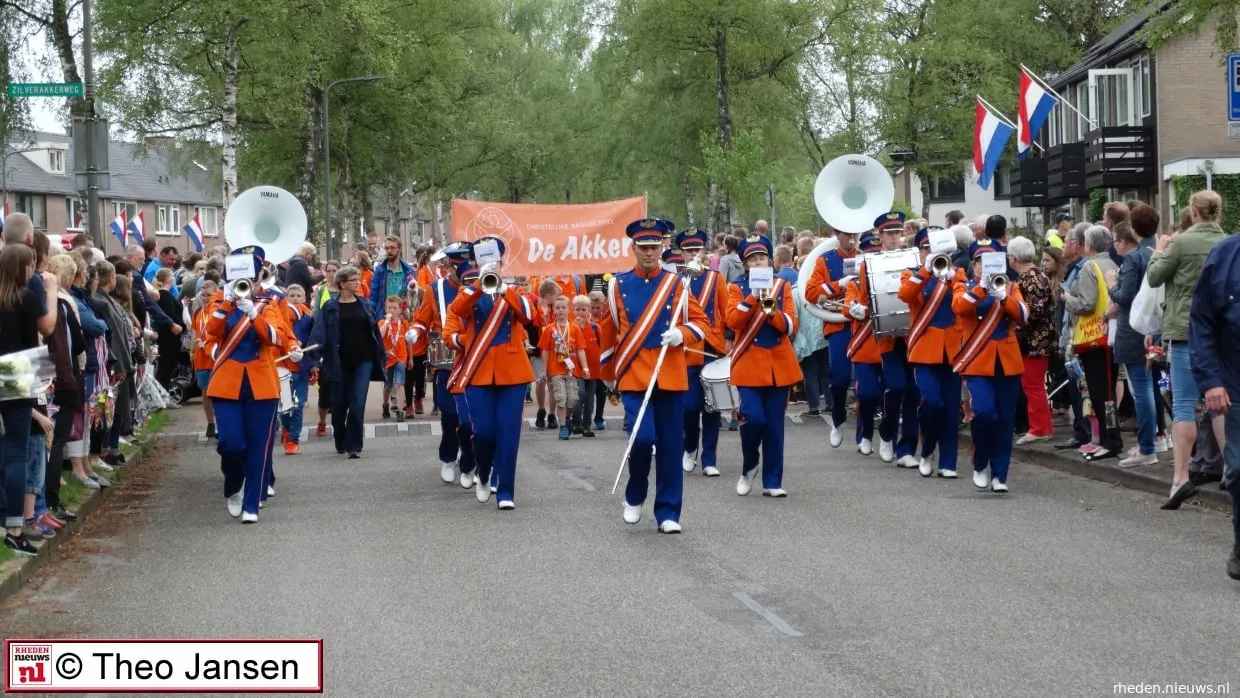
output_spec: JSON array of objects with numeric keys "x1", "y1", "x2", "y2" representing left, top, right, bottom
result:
[
  {"x1": 234, "y1": 278, "x2": 253, "y2": 299},
  {"x1": 224, "y1": 185, "x2": 307, "y2": 266},
  {"x1": 813, "y1": 154, "x2": 896, "y2": 234}
]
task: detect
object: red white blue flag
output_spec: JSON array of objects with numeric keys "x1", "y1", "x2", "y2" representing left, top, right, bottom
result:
[
  {"x1": 126, "y1": 210, "x2": 145, "y2": 245},
  {"x1": 110, "y1": 210, "x2": 128, "y2": 248},
  {"x1": 183, "y1": 215, "x2": 204, "y2": 252},
  {"x1": 1017, "y1": 67, "x2": 1057, "y2": 160},
  {"x1": 972, "y1": 98, "x2": 1014, "y2": 191}
]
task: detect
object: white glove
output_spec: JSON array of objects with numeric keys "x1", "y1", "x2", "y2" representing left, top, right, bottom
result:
[
  {"x1": 405, "y1": 329, "x2": 419, "y2": 344},
  {"x1": 236, "y1": 298, "x2": 257, "y2": 319},
  {"x1": 288, "y1": 346, "x2": 304, "y2": 363},
  {"x1": 990, "y1": 285, "x2": 1007, "y2": 301},
  {"x1": 223, "y1": 279, "x2": 238, "y2": 302},
  {"x1": 839, "y1": 275, "x2": 857, "y2": 287},
  {"x1": 848, "y1": 303, "x2": 867, "y2": 321},
  {"x1": 924, "y1": 257, "x2": 937, "y2": 273},
  {"x1": 496, "y1": 281, "x2": 509, "y2": 295},
  {"x1": 660, "y1": 328, "x2": 684, "y2": 347}
]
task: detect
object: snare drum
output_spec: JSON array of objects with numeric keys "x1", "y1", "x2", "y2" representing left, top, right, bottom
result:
[
  {"x1": 864, "y1": 248, "x2": 920, "y2": 338},
  {"x1": 700, "y1": 357, "x2": 739, "y2": 413},
  {"x1": 277, "y1": 367, "x2": 297, "y2": 414}
]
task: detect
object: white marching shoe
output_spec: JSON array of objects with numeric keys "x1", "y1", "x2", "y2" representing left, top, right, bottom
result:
[
  {"x1": 475, "y1": 478, "x2": 492, "y2": 504},
  {"x1": 830, "y1": 424, "x2": 844, "y2": 448},
  {"x1": 736, "y1": 470, "x2": 756, "y2": 496},
  {"x1": 623, "y1": 502, "x2": 642, "y2": 524},
  {"x1": 440, "y1": 461, "x2": 457, "y2": 484},
  {"x1": 918, "y1": 453, "x2": 938, "y2": 477},
  {"x1": 896, "y1": 454, "x2": 920, "y2": 469},
  {"x1": 226, "y1": 492, "x2": 243, "y2": 518},
  {"x1": 460, "y1": 471, "x2": 475, "y2": 489},
  {"x1": 990, "y1": 480, "x2": 1009, "y2": 493},
  {"x1": 682, "y1": 451, "x2": 697, "y2": 473},
  {"x1": 702, "y1": 466, "x2": 720, "y2": 477},
  {"x1": 879, "y1": 439, "x2": 895, "y2": 463},
  {"x1": 658, "y1": 520, "x2": 682, "y2": 534},
  {"x1": 267, "y1": 485, "x2": 275, "y2": 497},
  {"x1": 241, "y1": 511, "x2": 258, "y2": 524},
  {"x1": 497, "y1": 500, "x2": 515, "y2": 510},
  {"x1": 973, "y1": 467, "x2": 991, "y2": 490},
  {"x1": 939, "y1": 469, "x2": 958, "y2": 479},
  {"x1": 762, "y1": 488, "x2": 787, "y2": 497},
  {"x1": 858, "y1": 438, "x2": 873, "y2": 456}
]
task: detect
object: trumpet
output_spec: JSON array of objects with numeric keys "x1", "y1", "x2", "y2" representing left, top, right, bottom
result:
[
  {"x1": 985, "y1": 273, "x2": 1008, "y2": 293},
  {"x1": 928, "y1": 253, "x2": 953, "y2": 278},
  {"x1": 758, "y1": 288, "x2": 777, "y2": 315},
  {"x1": 259, "y1": 261, "x2": 279, "y2": 291},
  {"x1": 234, "y1": 278, "x2": 253, "y2": 299},
  {"x1": 480, "y1": 262, "x2": 502, "y2": 295}
]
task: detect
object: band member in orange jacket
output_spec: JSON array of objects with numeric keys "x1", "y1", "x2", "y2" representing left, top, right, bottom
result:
[
  {"x1": 725, "y1": 234, "x2": 802, "y2": 497},
  {"x1": 842, "y1": 232, "x2": 885, "y2": 455},
  {"x1": 804, "y1": 225, "x2": 862, "y2": 448},
  {"x1": 205, "y1": 246, "x2": 303, "y2": 524},
  {"x1": 952, "y1": 239, "x2": 1027, "y2": 493},
  {"x1": 278, "y1": 285, "x2": 315, "y2": 456},
  {"x1": 599, "y1": 218, "x2": 710, "y2": 534},
  {"x1": 898, "y1": 226, "x2": 966, "y2": 478},
  {"x1": 447, "y1": 236, "x2": 535, "y2": 510},
  {"x1": 675, "y1": 229, "x2": 728, "y2": 477},
  {"x1": 411, "y1": 242, "x2": 476, "y2": 487},
  {"x1": 190, "y1": 273, "x2": 221, "y2": 439}
]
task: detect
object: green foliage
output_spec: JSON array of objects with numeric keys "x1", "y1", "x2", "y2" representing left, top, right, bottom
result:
[
  {"x1": 1170, "y1": 174, "x2": 1240, "y2": 233},
  {"x1": 1143, "y1": 0, "x2": 1240, "y2": 56},
  {"x1": 1088, "y1": 188, "x2": 1108, "y2": 222}
]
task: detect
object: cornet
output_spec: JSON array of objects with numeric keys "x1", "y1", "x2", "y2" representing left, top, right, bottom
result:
[
  {"x1": 985, "y1": 273, "x2": 1008, "y2": 293},
  {"x1": 928, "y1": 253, "x2": 953, "y2": 278},
  {"x1": 234, "y1": 278, "x2": 253, "y2": 299},
  {"x1": 758, "y1": 288, "x2": 777, "y2": 315},
  {"x1": 479, "y1": 262, "x2": 502, "y2": 295}
]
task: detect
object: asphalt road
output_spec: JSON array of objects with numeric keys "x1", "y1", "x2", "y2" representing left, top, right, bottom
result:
[{"x1": 2, "y1": 414, "x2": 1237, "y2": 697}]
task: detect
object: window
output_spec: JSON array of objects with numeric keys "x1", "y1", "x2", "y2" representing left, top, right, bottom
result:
[
  {"x1": 1048, "y1": 104, "x2": 1062, "y2": 146},
  {"x1": 113, "y1": 201, "x2": 137, "y2": 224},
  {"x1": 65, "y1": 197, "x2": 85, "y2": 230},
  {"x1": 16, "y1": 194, "x2": 46, "y2": 228},
  {"x1": 156, "y1": 204, "x2": 181, "y2": 236},
  {"x1": 929, "y1": 173, "x2": 966, "y2": 203},
  {"x1": 1139, "y1": 55, "x2": 1151, "y2": 117},
  {"x1": 993, "y1": 166, "x2": 1013, "y2": 199},
  {"x1": 48, "y1": 149, "x2": 65, "y2": 174},
  {"x1": 1076, "y1": 82, "x2": 1090, "y2": 136},
  {"x1": 194, "y1": 206, "x2": 219, "y2": 237}
]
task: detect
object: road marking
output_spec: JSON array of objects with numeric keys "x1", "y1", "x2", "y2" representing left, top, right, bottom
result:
[
  {"x1": 561, "y1": 472, "x2": 596, "y2": 491},
  {"x1": 732, "y1": 591, "x2": 803, "y2": 637},
  {"x1": 428, "y1": 421, "x2": 443, "y2": 436}
]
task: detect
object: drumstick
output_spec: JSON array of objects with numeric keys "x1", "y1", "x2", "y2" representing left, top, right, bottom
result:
[{"x1": 274, "y1": 344, "x2": 320, "y2": 363}]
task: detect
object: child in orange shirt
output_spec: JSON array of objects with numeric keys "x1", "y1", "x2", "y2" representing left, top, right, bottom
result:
[
  {"x1": 532, "y1": 279, "x2": 562, "y2": 429},
  {"x1": 539, "y1": 296, "x2": 589, "y2": 440},
  {"x1": 570, "y1": 295, "x2": 601, "y2": 437},
  {"x1": 379, "y1": 295, "x2": 409, "y2": 421},
  {"x1": 279, "y1": 284, "x2": 315, "y2": 453}
]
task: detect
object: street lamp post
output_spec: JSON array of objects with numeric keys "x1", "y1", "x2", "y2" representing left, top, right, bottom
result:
[{"x1": 322, "y1": 75, "x2": 382, "y2": 260}]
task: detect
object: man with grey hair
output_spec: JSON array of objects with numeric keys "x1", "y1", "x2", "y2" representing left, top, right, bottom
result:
[
  {"x1": 2, "y1": 211, "x2": 34, "y2": 246},
  {"x1": 1052, "y1": 221, "x2": 1093, "y2": 450},
  {"x1": 949, "y1": 224, "x2": 973, "y2": 270},
  {"x1": 124, "y1": 243, "x2": 180, "y2": 339}
]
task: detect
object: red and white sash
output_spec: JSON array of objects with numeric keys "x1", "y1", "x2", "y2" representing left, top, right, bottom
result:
[
  {"x1": 448, "y1": 291, "x2": 508, "y2": 390},
  {"x1": 952, "y1": 294, "x2": 1003, "y2": 374},
  {"x1": 846, "y1": 319, "x2": 873, "y2": 359},
  {"x1": 210, "y1": 299, "x2": 269, "y2": 377},
  {"x1": 613, "y1": 273, "x2": 679, "y2": 380},
  {"x1": 731, "y1": 279, "x2": 784, "y2": 363},
  {"x1": 905, "y1": 276, "x2": 951, "y2": 351}
]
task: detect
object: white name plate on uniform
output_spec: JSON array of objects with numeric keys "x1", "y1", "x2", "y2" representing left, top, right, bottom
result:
[{"x1": 980, "y1": 252, "x2": 1007, "y2": 280}]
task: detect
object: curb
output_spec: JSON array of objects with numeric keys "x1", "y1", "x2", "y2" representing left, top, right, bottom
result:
[{"x1": 0, "y1": 430, "x2": 158, "y2": 607}]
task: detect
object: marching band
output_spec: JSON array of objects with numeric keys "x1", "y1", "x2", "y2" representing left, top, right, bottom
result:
[{"x1": 201, "y1": 153, "x2": 1036, "y2": 532}]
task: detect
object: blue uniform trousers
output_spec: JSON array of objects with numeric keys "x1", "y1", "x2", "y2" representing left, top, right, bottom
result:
[
  {"x1": 278, "y1": 370, "x2": 311, "y2": 443},
  {"x1": 683, "y1": 365, "x2": 721, "y2": 467},
  {"x1": 966, "y1": 375, "x2": 1021, "y2": 484},
  {"x1": 738, "y1": 386, "x2": 790, "y2": 489},
  {"x1": 436, "y1": 371, "x2": 476, "y2": 474},
  {"x1": 621, "y1": 389, "x2": 685, "y2": 524},
  {"x1": 465, "y1": 384, "x2": 526, "y2": 502},
  {"x1": 914, "y1": 364, "x2": 961, "y2": 471},
  {"x1": 827, "y1": 330, "x2": 853, "y2": 427},
  {"x1": 880, "y1": 346, "x2": 920, "y2": 458},
  {"x1": 852, "y1": 362, "x2": 883, "y2": 443},
  {"x1": 214, "y1": 379, "x2": 279, "y2": 516}
]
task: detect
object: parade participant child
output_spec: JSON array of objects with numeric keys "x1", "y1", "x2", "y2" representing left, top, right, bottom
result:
[
  {"x1": 533, "y1": 279, "x2": 561, "y2": 429},
  {"x1": 404, "y1": 283, "x2": 428, "y2": 416},
  {"x1": 191, "y1": 272, "x2": 221, "y2": 439},
  {"x1": 725, "y1": 234, "x2": 802, "y2": 497},
  {"x1": 279, "y1": 284, "x2": 314, "y2": 454},
  {"x1": 571, "y1": 294, "x2": 601, "y2": 438},
  {"x1": 539, "y1": 296, "x2": 589, "y2": 440},
  {"x1": 380, "y1": 295, "x2": 410, "y2": 421}
]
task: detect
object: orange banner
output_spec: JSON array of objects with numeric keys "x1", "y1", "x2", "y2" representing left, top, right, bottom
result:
[{"x1": 450, "y1": 197, "x2": 648, "y2": 276}]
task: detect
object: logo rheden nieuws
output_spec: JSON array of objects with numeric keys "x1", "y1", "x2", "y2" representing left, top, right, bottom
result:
[{"x1": 10, "y1": 644, "x2": 53, "y2": 686}]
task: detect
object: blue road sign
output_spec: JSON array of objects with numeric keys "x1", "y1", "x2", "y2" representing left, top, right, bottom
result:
[{"x1": 1229, "y1": 53, "x2": 1240, "y2": 121}]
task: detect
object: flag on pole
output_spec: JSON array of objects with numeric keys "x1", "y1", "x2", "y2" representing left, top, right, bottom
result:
[
  {"x1": 1017, "y1": 67, "x2": 1057, "y2": 160},
  {"x1": 110, "y1": 211, "x2": 128, "y2": 248},
  {"x1": 126, "y1": 210, "x2": 145, "y2": 245},
  {"x1": 183, "y1": 215, "x2": 204, "y2": 252},
  {"x1": 973, "y1": 98, "x2": 1015, "y2": 191}
]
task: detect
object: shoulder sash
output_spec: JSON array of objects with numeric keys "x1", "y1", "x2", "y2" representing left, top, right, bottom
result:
[
  {"x1": 731, "y1": 279, "x2": 785, "y2": 363},
  {"x1": 613, "y1": 272, "x2": 679, "y2": 381},
  {"x1": 210, "y1": 299, "x2": 271, "y2": 376},
  {"x1": 952, "y1": 292, "x2": 1004, "y2": 374},
  {"x1": 906, "y1": 275, "x2": 951, "y2": 351},
  {"x1": 448, "y1": 290, "x2": 508, "y2": 389}
]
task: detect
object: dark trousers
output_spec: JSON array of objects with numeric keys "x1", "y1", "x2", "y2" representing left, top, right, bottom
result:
[
  {"x1": 594, "y1": 381, "x2": 607, "y2": 422},
  {"x1": 1080, "y1": 348, "x2": 1123, "y2": 452},
  {"x1": 798, "y1": 346, "x2": 830, "y2": 410},
  {"x1": 1064, "y1": 357, "x2": 1092, "y2": 444},
  {"x1": 404, "y1": 354, "x2": 427, "y2": 402},
  {"x1": 45, "y1": 401, "x2": 77, "y2": 511},
  {"x1": 331, "y1": 361, "x2": 372, "y2": 454}
]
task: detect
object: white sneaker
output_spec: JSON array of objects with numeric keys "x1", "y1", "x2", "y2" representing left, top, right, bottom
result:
[
  {"x1": 1154, "y1": 436, "x2": 1170, "y2": 453},
  {"x1": 267, "y1": 485, "x2": 275, "y2": 497},
  {"x1": 226, "y1": 493, "x2": 243, "y2": 518},
  {"x1": 896, "y1": 455, "x2": 919, "y2": 469},
  {"x1": 440, "y1": 461, "x2": 457, "y2": 484},
  {"x1": 460, "y1": 471, "x2": 475, "y2": 489},
  {"x1": 93, "y1": 462, "x2": 114, "y2": 473},
  {"x1": 918, "y1": 453, "x2": 938, "y2": 477},
  {"x1": 737, "y1": 470, "x2": 756, "y2": 496},
  {"x1": 241, "y1": 511, "x2": 258, "y2": 524},
  {"x1": 939, "y1": 469, "x2": 958, "y2": 479},
  {"x1": 497, "y1": 500, "x2": 515, "y2": 510},
  {"x1": 879, "y1": 439, "x2": 895, "y2": 463},
  {"x1": 623, "y1": 502, "x2": 642, "y2": 524},
  {"x1": 973, "y1": 467, "x2": 991, "y2": 490},
  {"x1": 682, "y1": 451, "x2": 697, "y2": 473},
  {"x1": 990, "y1": 480, "x2": 1009, "y2": 493},
  {"x1": 858, "y1": 438, "x2": 873, "y2": 456},
  {"x1": 830, "y1": 425, "x2": 844, "y2": 448},
  {"x1": 475, "y1": 479, "x2": 491, "y2": 503},
  {"x1": 702, "y1": 466, "x2": 720, "y2": 477},
  {"x1": 762, "y1": 488, "x2": 787, "y2": 497},
  {"x1": 1016, "y1": 433, "x2": 1050, "y2": 446},
  {"x1": 658, "y1": 520, "x2": 682, "y2": 534}
]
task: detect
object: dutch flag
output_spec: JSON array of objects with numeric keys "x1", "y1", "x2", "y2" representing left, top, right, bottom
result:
[
  {"x1": 972, "y1": 98, "x2": 1015, "y2": 192},
  {"x1": 110, "y1": 211, "x2": 128, "y2": 248},
  {"x1": 1017, "y1": 67, "x2": 1057, "y2": 160},
  {"x1": 183, "y1": 215, "x2": 204, "y2": 252},
  {"x1": 126, "y1": 210, "x2": 145, "y2": 245}
]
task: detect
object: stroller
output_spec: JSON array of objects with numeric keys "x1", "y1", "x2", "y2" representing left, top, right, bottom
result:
[{"x1": 165, "y1": 350, "x2": 201, "y2": 406}]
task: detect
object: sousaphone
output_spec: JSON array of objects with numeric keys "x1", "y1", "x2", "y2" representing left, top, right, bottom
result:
[{"x1": 224, "y1": 185, "x2": 308, "y2": 285}]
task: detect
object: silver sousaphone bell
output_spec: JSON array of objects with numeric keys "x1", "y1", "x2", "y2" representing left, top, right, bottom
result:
[{"x1": 223, "y1": 185, "x2": 308, "y2": 287}]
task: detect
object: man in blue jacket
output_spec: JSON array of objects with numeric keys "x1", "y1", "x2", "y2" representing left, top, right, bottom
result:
[
  {"x1": 1189, "y1": 232, "x2": 1240, "y2": 581},
  {"x1": 369, "y1": 236, "x2": 414, "y2": 317}
]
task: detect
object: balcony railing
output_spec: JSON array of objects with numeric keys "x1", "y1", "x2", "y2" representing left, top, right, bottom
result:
[
  {"x1": 1009, "y1": 159, "x2": 1048, "y2": 208},
  {"x1": 1047, "y1": 143, "x2": 1088, "y2": 202},
  {"x1": 1084, "y1": 125, "x2": 1157, "y2": 190}
]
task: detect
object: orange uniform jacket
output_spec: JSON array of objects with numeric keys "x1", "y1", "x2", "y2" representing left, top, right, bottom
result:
[
  {"x1": 950, "y1": 281, "x2": 1027, "y2": 377},
  {"x1": 379, "y1": 315, "x2": 410, "y2": 368},
  {"x1": 804, "y1": 248, "x2": 860, "y2": 338},
  {"x1": 724, "y1": 280, "x2": 803, "y2": 388},
  {"x1": 842, "y1": 277, "x2": 883, "y2": 364},
  {"x1": 598, "y1": 266, "x2": 709, "y2": 393},
  {"x1": 897, "y1": 266, "x2": 966, "y2": 365},
  {"x1": 686, "y1": 269, "x2": 728, "y2": 368},
  {"x1": 447, "y1": 284, "x2": 536, "y2": 387},
  {"x1": 191, "y1": 303, "x2": 219, "y2": 372},
  {"x1": 204, "y1": 297, "x2": 296, "y2": 401}
]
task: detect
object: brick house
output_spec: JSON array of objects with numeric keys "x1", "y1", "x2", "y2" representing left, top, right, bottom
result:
[
  {"x1": 1011, "y1": 5, "x2": 1240, "y2": 223},
  {"x1": 2, "y1": 131, "x2": 222, "y2": 256}
]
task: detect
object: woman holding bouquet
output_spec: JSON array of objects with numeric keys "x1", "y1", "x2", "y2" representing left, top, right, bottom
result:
[{"x1": 0, "y1": 244, "x2": 50, "y2": 557}]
